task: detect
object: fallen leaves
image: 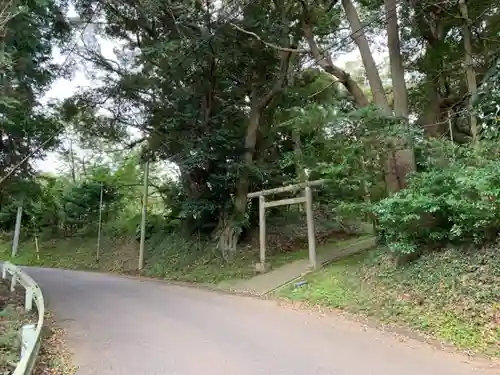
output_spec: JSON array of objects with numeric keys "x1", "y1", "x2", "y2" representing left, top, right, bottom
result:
[{"x1": 34, "y1": 314, "x2": 77, "y2": 375}]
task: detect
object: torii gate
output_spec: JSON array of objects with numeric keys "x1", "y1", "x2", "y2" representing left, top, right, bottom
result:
[{"x1": 247, "y1": 179, "x2": 326, "y2": 272}]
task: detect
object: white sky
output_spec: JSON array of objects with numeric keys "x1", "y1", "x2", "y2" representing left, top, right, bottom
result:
[
  {"x1": 35, "y1": 8, "x2": 386, "y2": 174},
  {"x1": 35, "y1": 11, "x2": 129, "y2": 174}
]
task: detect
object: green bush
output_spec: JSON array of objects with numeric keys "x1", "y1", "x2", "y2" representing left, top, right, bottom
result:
[{"x1": 374, "y1": 161, "x2": 500, "y2": 255}]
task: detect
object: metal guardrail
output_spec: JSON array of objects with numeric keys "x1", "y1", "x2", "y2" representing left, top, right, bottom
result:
[{"x1": 1, "y1": 262, "x2": 45, "y2": 375}]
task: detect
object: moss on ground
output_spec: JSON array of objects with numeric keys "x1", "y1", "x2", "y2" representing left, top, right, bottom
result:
[{"x1": 278, "y1": 245, "x2": 500, "y2": 358}]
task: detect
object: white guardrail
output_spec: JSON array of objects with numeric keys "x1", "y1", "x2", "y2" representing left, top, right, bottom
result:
[{"x1": 1, "y1": 262, "x2": 45, "y2": 375}]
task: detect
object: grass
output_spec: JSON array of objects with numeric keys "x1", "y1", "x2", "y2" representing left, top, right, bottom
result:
[
  {"x1": 0, "y1": 229, "x2": 367, "y2": 286},
  {"x1": 0, "y1": 234, "x2": 139, "y2": 273},
  {"x1": 0, "y1": 230, "x2": 363, "y2": 285},
  {"x1": 278, "y1": 245, "x2": 500, "y2": 358},
  {"x1": 120, "y1": 232, "x2": 366, "y2": 284},
  {"x1": 0, "y1": 281, "x2": 34, "y2": 374},
  {"x1": 0, "y1": 233, "x2": 264, "y2": 283}
]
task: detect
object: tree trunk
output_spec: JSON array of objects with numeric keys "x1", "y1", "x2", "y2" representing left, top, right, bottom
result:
[
  {"x1": 302, "y1": 20, "x2": 369, "y2": 107},
  {"x1": 338, "y1": 0, "x2": 415, "y2": 193},
  {"x1": 341, "y1": 0, "x2": 390, "y2": 113},
  {"x1": 69, "y1": 139, "x2": 76, "y2": 182},
  {"x1": 292, "y1": 129, "x2": 307, "y2": 183},
  {"x1": 301, "y1": 1, "x2": 415, "y2": 192},
  {"x1": 287, "y1": 51, "x2": 308, "y2": 186},
  {"x1": 383, "y1": 0, "x2": 416, "y2": 192},
  {"x1": 218, "y1": 50, "x2": 292, "y2": 258},
  {"x1": 385, "y1": 0, "x2": 408, "y2": 118},
  {"x1": 458, "y1": 0, "x2": 478, "y2": 144},
  {"x1": 419, "y1": 84, "x2": 447, "y2": 137}
]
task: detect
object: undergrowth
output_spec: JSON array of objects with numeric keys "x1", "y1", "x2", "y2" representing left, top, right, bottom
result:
[
  {"x1": 279, "y1": 245, "x2": 500, "y2": 358},
  {"x1": 0, "y1": 281, "x2": 32, "y2": 374},
  {"x1": 375, "y1": 158, "x2": 500, "y2": 256},
  {"x1": 0, "y1": 229, "x2": 362, "y2": 285},
  {"x1": 0, "y1": 231, "x2": 314, "y2": 284}
]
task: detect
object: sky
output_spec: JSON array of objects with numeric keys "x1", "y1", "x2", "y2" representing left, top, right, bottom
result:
[
  {"x1": 34, "y1": 8, "x2": 124, "y2": 174},
  {"x1": 34, "y1": 8, "x2": 386, "y2": 174}
]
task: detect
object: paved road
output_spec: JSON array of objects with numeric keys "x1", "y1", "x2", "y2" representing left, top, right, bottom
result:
[{"x1": 27, "y1": 267, "x2": 497, "y2": 375}]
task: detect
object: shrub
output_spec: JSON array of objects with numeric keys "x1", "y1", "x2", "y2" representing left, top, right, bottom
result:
[{"x1": 374, "y1": 161, "x2": 500, "y2": 255}]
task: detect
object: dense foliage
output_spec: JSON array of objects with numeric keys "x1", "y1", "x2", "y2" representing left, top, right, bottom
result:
[
  {"x1": 375, "y1": 150, "x2": 500, "y2": 255},
  {"x1": 0, "y1": 0, "x2": 70, "y2": 229}
]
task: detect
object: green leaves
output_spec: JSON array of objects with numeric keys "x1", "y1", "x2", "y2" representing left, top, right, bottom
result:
[{"x1": 374, "y1": 154, "x2": 500, "y2": 256}]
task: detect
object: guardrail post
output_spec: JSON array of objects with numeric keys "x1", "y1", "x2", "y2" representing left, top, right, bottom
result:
[
  {"x1": 10, "y1": 273, "x2": 17, "y2": 291},
  {"x1": 25, "y1": 286, "x2": 33, "y2": 312},
  {"x1": 20, "y1": 324, "x2": 36, "y2": 359},
  {"x1": 1, "y1": 264, "x2": 6, "y2": 279}
]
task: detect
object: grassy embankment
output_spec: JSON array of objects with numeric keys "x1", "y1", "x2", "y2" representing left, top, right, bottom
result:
[
  {"x1": 278, "y1": 244, "x2": 500, "y2": 358},
  {"x1": 0, "y1": 229, "x2": 359, "y2": 285},
  {"x1": 0, "y1": 209, "x2": 369, "y2": 285}
]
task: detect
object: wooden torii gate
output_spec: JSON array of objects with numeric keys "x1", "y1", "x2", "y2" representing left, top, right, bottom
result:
[{"x1": 247, "y1": 179, "x2": 326, "y2": 272}]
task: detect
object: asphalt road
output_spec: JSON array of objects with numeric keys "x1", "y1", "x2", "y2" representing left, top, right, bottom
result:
[{"x1": 27, "y1": 267, "x2": 498, "y2": 375}]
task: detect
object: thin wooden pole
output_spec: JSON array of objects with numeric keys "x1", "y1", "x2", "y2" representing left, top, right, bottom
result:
[
  {"x1": 96, "y1": 183, "x2": 104, "y2": 262},
  {"x1": 31, "y1": 216, "x2": 40, "y2": 261},
  {"x1": 139, "y1": 160, "x2": 149, "y2": 270},
  {"x1": 259, "y1": 195, "x2": 266, "y2": 267},
  {"x1": 305, "y1": 187, "x2": 317, "y2": 269},
  {"x1": 34, "y1": 234, "x2": 40, "y2": 261},
  {"x1": 12, "y1": 203, "x2": 22, "y2": 257},
  {"x1": 447, "y1": 109, "x2": 456, "y2": 161}
]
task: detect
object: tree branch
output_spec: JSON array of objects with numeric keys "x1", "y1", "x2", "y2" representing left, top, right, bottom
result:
[
  {"x1": 230, "y1": 23, "x2": 309, "y2": 53},
  {"x1": 308, "y1": 79, "x2": 338, "y2": 98},
  {"x1": 259, "y1": 49, "x2": 293, "y2": 109},
  {"x1": 302, "y1": 20, "x2": 369, "y2": 107}
]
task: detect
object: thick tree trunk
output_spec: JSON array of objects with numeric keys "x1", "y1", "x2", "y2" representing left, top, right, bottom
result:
[
  {"x1": 341, "y1": 0, "x2": 404, "y2": 191},
  {"x1": 385, "y1": 0, "x2": 408, "y2": 118},
  {"x1": 458, "y1": 0, "x2": 478, "y2": 144},
  {"x1": 287, "y1": 52, "x2": 308, "y2": 186},
  {"x1": 217, "y1": 100, "x2": 262, "y2": 259},
  {"x1": 303, "y1": 0, "x2": 414, "y2": 193},
  {"x1": 419, "y1": 84, "x2": 446, "y2": 137},
  {"x1": 383, "y1": 0, "x2": 416, "y2": 192},
  {"x1": 217, "y1": 51, "x2": 292, "y2": 259},
  {"x1": 217, "y1": 103, "x2": 266, "y2": 259},
  {"x1": 292, "y1": 129, "x2": 307, "y2": 212},
  {"x1": 304, "y1": 13, "x2": 409, "y2": 192},
  {"x1": 341, "y1": 0, "x2": 390, "y2": 113}
]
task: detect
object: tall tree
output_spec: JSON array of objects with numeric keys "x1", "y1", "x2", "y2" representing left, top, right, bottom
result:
[{"x1": 0, "y1": 0, "x2": 69, "y2": 186}]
